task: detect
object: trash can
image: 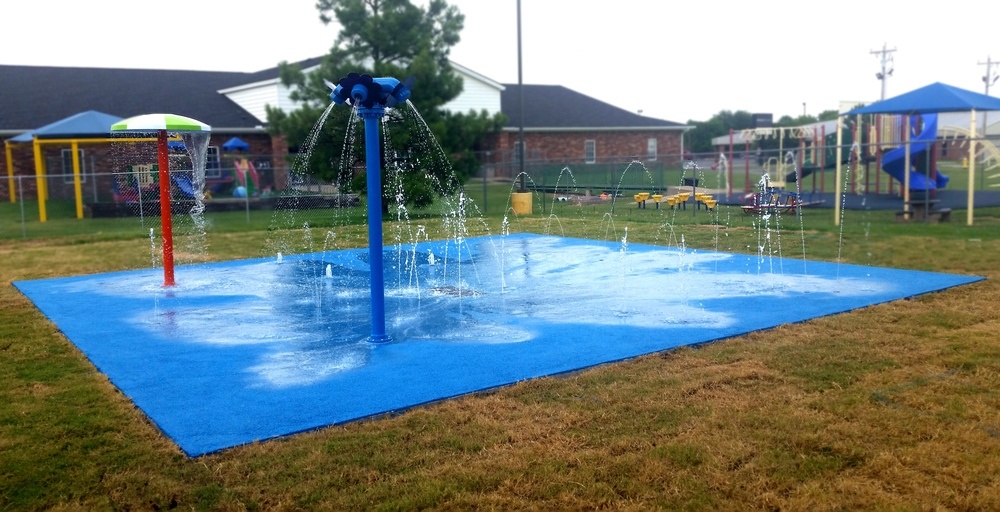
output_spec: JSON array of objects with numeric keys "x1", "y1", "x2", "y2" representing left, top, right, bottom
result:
[{"x1": 511, "y1": 192, "x2": 532, "y2": 215}]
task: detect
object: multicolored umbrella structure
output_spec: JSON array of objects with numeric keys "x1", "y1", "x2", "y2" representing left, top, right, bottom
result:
[
  {"x1": 112, "y1": 114, "x2": 211, "y2": 287},
  {"x1": 110, "y1": 113, "x2": 211, "y2": 133}
]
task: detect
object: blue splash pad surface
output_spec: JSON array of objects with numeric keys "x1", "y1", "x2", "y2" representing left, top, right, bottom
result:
[{"x1": 14, "y1": 233, "x2": 982, "y2": 456}]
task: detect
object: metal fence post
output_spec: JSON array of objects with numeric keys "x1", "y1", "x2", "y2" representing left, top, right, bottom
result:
[
  {"x1": 18, "y1": 175, "x2": 26, "y2": 239},
  {"x1": 134, "y1": 168, "x2": 146, "y2": 229}
]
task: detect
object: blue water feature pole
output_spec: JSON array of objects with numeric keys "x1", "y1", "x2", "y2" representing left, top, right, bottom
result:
[{"x1": 330, "y1": 73, "x2": 411, "y2": 343}]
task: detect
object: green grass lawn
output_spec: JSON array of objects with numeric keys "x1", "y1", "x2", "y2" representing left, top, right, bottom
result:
[{"x1": 2, "y1": 193, "x2": 999, "y2": 509}]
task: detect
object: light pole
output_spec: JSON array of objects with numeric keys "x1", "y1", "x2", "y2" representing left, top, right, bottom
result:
[{"x1": 516, "y1": 0, "x2": 526, "y2": 193}]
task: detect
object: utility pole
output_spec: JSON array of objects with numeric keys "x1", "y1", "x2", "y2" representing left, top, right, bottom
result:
[
  {"x1": 871, "y1": 43, "x2": 896, "y2": 100},
  {"x1": 979, "y1": 55, "x2": 998, "y2": 136},
  {"x1": 978, "y1": 56, "x2": 998, "y2": 187},
  {"x1": 981, "y1": 55, "x2": 999, "y2": 95}
]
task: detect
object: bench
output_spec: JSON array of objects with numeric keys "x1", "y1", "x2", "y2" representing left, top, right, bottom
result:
[
  {"x1": 895, "y1": 206, "x2": 952, "y2": 223},
  {"x1": 895, "y1": 199, "x2": 951, "y2": 223}
]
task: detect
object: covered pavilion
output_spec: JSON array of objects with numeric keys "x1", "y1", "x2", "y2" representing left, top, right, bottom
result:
[{"x1": 839, "y1": 82, "x2": 1000, "y2": 226}]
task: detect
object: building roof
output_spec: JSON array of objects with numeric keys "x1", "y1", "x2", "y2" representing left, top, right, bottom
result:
[
  {"x1": 500, "y1": 84, "x2": 685, "y2": 131},
  {"x1": 1, "y1": 60, "x2": 686, "y2": 139},
  {"x1": 9, "y1": 110, "x2": 123, "y2": 141},
  {"x1": 0, "y1": 64, "x2": 265, "y2": 133}
]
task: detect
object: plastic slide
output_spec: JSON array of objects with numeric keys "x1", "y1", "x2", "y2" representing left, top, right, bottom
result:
[
  {"x1": 172, "y1": 174, "x2": 196, "y2": 198},
  {"x1": 234, "y1": 159, "x2": 259, "y2": 196},
  {"x1": 881, "y1": 113, "x2": 949, "y2": 191},
  {"x1": 785, "y1": 166, "x2": 818, "y2": 183}
]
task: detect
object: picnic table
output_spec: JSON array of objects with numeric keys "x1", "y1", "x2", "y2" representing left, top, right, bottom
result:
[{"x1": 896, "y1": 199, "x2": 951, "y2": 222}]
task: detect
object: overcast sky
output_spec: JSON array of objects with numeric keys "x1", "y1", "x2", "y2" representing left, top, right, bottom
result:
[{"x1": 4, "y1": 0, "x2": 998, "y2": 123}]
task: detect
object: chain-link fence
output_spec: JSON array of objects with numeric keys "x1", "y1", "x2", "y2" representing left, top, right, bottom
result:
[
  {"x1": 0, "y1": 168, "x2": 357, "y2": 242},
  {"x1": 5, "y1": 145, "x2": 1000, "y2": 241}
]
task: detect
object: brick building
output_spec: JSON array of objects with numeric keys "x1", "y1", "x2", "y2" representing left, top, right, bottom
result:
[
  {"x1": 489, "y1": 84, "x2": 687, "y2": 175},
  {"x1": 441, "y1": 62, "x2": 690, "y2": 178}
]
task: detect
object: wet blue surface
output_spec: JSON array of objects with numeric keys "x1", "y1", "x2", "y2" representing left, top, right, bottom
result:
[{"x1": 14, "y1": 233, "x2": 982, "y2": 456}]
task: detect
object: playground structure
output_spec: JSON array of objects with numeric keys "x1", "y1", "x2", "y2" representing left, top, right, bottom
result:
[
  {"x1": 223, "y1": 136, "x2": 263, "y2": 198},
  {"x1": 722, "y1": 117, "x2": 933, "y2": 200},
  {"x1": 2, "y1": 110, "x2": 167, "y2": 222},
  {"x1": 839, "y1": 82, "x2": 1000, "y2": 225},
  {"x1": 112, "y1": 163, "x2": 197, "y2": 205},
  {"x1": 720, "y1": 108, "x2": 1000, "y2": 224},
  {"x1": 232, "y1": 157, "x2": 260, "y2": 197},
  {"x1": 722, "y1": 123, "x2": 837, "y2": 198},
  {"x1": 832, "y1": 110, "x2": 979, "y2": 224},
  {"x1": 2, "y1": 112, "x2": 284, "y2": 221}
]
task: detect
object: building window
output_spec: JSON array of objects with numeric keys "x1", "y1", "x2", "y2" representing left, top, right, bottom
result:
[
  {"x1": 205, "y1": 146, "x2": 221, "y2": 178},
  {"x1": 513, "y1": 141, "x2": 525, "y2": 160},
  {"x1": 585, "y1": 140, "x2": 596, "y2": 164},
  {"x1": 647, "y1": 138, "x2": 657, "y2": 161},
  {"x1": 60, "y1": 148, "x2": 86, "y2": 184}
]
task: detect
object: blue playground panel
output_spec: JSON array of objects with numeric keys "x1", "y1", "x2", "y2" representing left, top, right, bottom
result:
[{"x1": 14, "y1": 234, "x2": 982, "y2": 456}]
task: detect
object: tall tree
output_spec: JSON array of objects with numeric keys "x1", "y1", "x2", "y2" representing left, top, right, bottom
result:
[
  {"x1": 266, "y1": 0, "x2": 505, "y2": 211},
  {"x1": 816, "y1": 110, "x2": 839, "y2": 122},
  {"x1": 685, "y1": 110, "x2": 755, "y2": 153}
]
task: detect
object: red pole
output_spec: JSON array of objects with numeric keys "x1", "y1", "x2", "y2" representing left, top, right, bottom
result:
[
  {"x1": 812, "y1": 127, "x2": 818, "y2": 191},
  {"x1": 744, "y1": 138, "x2": 750, "y2": 196},
  {"x1": 728, "y1": 130, "x2": 734, "y2": 197},
  {"x1": 726, "y1": 141, "x2": 733, "y2": 198},
  {"x1": 157, "y1": 130, "x2": 175, "y2": 287}
]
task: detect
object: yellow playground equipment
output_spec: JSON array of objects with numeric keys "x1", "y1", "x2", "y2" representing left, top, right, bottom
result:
[{"x1": 634, "y1": 191, "x2": 716, "y2": 211}]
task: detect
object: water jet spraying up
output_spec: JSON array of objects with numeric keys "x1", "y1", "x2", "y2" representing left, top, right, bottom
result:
[
  {"x1": 329, "y1": 73, "x2": 412, "y2": 343},
  {"x1": 110, "y1": 113, "x2": 211, "y2": 287}
]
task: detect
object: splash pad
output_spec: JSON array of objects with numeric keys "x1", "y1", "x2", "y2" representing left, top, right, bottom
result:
[
  {"x1": 14, "y1": 233, "x2": 980, "y2": 456},
  {"x1": 12, "y1": 75, "x2": 984, "y2": 457}
]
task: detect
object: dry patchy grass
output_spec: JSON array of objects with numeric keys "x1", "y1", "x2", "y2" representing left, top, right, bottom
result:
[{"x1": 1, "y1": 211, "x2": 999, "y2": 510}]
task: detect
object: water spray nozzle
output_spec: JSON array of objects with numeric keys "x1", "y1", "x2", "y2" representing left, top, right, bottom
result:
[
  {"x1": 350, "y1": 83, "x2": 369, "y2": 104},
  {"x1": 328, "y1": 72, "x2": 411, "y2": 109}
]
